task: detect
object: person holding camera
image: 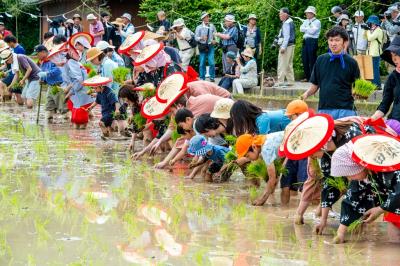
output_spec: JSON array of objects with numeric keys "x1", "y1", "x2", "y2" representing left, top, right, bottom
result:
[
  {"x1": 338, "y1": 14, "x2": 354, "y2": 54},
  {"x1": 215, "y1": 14, "x2": 238, "y2": 74},
  {"x1": 195, "y1": 12, "x2": 216, "y2": 82},
  {"x1": 300, "y1": 6, "x2": 321, "y2": 82},
  {"x1": 365, "y1": 15, "x2": 384, "y2": 89},
  {"x1": 352, "y1": 10, "x2": 368, "y2": 55},
  {"x1": 171, "y1": 18, "x2": 195, "y2": 71},
  {"x1": 382, "y1": 5, "x2": 400, "y2": 41},
  {"x1": 277, "y1": 8, "x2": 295, "y2": 86}
]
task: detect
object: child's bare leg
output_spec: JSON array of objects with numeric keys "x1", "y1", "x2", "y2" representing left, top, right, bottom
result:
[
  {"x1": 26, "y1": 98, "x2": 35, "y2": 109},
  {"x1": 387, "y1": 222, "x2": 400, "y2": 243},
  {"x1": 332, "y1": 224, "x2": 347, "y2": 244},
  {"x1": 129, "y1": 133, "x2": 137, "y2": 152},
  {"x1": 295, "y1": 200, "x2": 310, "y2": 225},
  {"x1": 281, "y1": 187, "x2": 290, "y2": 206},
  {"x1": 15, "y1": 94, "x2": 23, "y2": 105},
  {"x1": 80, "y1": 123, "x2": 87, "y2": 130},
  {"x1": 99, "y1": 122, "x2": 109, "y2": 137}
]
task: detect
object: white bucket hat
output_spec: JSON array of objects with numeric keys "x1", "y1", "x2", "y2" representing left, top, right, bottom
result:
[
  {"x1": 354, "y1": 10, "x2": 364, "y2": 17},
  {"x1": 210, "y1": 98, "x2": 235, "y2": 119},
  {"x1": 172, "y1": 18, "x2": 185, "y2": 28},
  {"x1": 224, "y1": 14, "x2": 235, "y2": 22},
  {"x1": 0, "y1": 49, "x2": 12, "y2": 61},
  {"x1": 248, "y1": 14, "x2": 257, "y2": 20},
  {"x1": 96, "y1": 40, "x2": 115, "y2": 51},
  {"x1": 86, "y1": 13, "x2": 97, "y2": 20},
  {"x1": 304, "y1": 6, "x2": 317, "y2": 15},
  {"x1": 201, "y1": 12, "x2": 209, "y2": 20},
  {"x1": 121, "y1": 13, "x2": 132, "y2": 21}
]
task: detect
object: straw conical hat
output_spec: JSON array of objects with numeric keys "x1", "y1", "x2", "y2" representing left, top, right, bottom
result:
[
  {"x1": 284, "y1": 114, "x2": 334, "y2": 160},
  {"x1": 140, "y1": 96, "x2": 170, "y2": 119},
  {"x1": 45, "y1": 42, "x2": 68, "y2": 61},
  {"x1": 133, "y1": 42, "x2": 164, "y2": 66},
  {"x1": 69, "y1": 32, "x2": 94, "y2": 48},
  {"x1": 352, "y1": 134, "x2": 400, "y2": 172},
  {"x1": 43, "y1": 36, "x2": 55, "y2": 51},
  {"x1": 143, "y1": 30, "x2": 167, "y2": 41},
  {"x1": 118, "y1": 31, "x2": 145, "y2": 54},
  {"x1": 155, "y1": 73, "x2": 187, "y2": 104},
  {"x1": 82, "y1": 75, "x2": 112, "y2": 87},
  {"x1": 278, "y1": 109, "x2": 315, "y2": 157}
]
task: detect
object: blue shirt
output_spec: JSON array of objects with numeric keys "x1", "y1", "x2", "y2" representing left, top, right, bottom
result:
[
  {"x1": 255, "y1": 110, "x2": 291, "y2": 134},
  {"x1": 222, "y1": 26, "x2": 238, "y2": 46},
  {"x1": 65, "y1": 59, "x2": 94, "y2": 108},
  {"x1": 95, "y1": 86, "x2": 118, "y2": 117},
  {"x1": 40, "y1": 60, "x2": 63, "y2": 86},
  {"x1": 206, "y1": 145, "x2": 230, "y2": 163},
  {"x1": 99, "y1": 57, "x2": 118, "y2": 93},
  {"x1": 13, "y1": 44, "x2": 25, "y2": 55}
]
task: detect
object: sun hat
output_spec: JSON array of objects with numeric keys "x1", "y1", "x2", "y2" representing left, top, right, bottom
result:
[
  {"x1": 381, "y1": 35, "x2": 400, "y2": 66},
  {"x1": 366, "y1": 15, "x2": 380, "y2": 26},
  {"x1": 351, "y1": 134, "x2": 400, "y2": 172},
  {"x1": 66, "y1": 19, "x2": 74, "y2": 24},
  {"x1": 118, "y1": 31, "x2": 146, "y2": 54},
  {"x1": 155, "y1": 72, "x2": 188, "y2": 104},
  {"x1": 0, "y1": 49, "x2": 12, "y2": 61},
  {"x1": 82, "y1": 75, "x2": 112, "y2": 87},
  {"x1": 241, "y1": 47, "x2": 254, "y2": 58},
  {"x1": 121, "y1": 13, "x2": 132, "y2": 21},
  {"x1": 354, "y1": 10, "x2": 364, "y2": 17},
  {"x1": 236, "y1": 134, "x2": 266, "y2": 159},
  {"x1": 86, "y1": 14, "x2": 97, "y2": 20},
  {"x1": 96, "y1": 40, "x2": 115, "y2": 51},
  {"x1": 171, "y1": 18, "x2": 185, "y2": 28},
  {"x1": 133, "y1": 42, "x2": 164, "y2": 66},
  {"x1": 284, "y1": 114, "x2": 335, "y2": 160},
  {"x1": 86, "y1": 47, "x2": 103, "y2": 62},
  {"x1": 248, "y1": 14, "x2": 257, "y2": 20},
  {"x1": 226, "y1": 51, "x2": 236, "y2": 60},
  {"x1": 224, "y1": 14, "x2": 235, "y2": 22},
  {"x1": 278, "y1": 109, "x2": 315, "y2": 157},
  {"x1": 201, "y1": 12, "x2": 209, "y2": 20},
  {"x1": 304, "y1": 6, "x2": 317, "y2": 15},
  {"x1": 111, "y1": 17, "x2": 125, "y2": 26},
  {"x1": 45, "y1": 43, "x2": 68, "y2": 61},
  {"x1": 72, "y1": 14, "x2": 82, "y2": 20},
  {"x1": 330, "y1": 142, "x2": 365, "y2": 177},
  {"x1": 285, "y1": 99, "x2": 308, "y2": 116},
  {"x1": 141, "y1": 74, "x2": 189, "y2": 119},
  {"x1": 338, "y1": 14, "x2": 350, "y2": 23},
  {"x1": 69, "y1": 32, "x2": 94, "y2": 49},
  {"x1": 211, "y1": 98, "x2": 235, "y2": 120},
  {"x1": 188, "y1": 135, "x2": 213, "y2": 156},
  {"x1": 143, "y1": 31, "x2": 167, "y2": 42}
]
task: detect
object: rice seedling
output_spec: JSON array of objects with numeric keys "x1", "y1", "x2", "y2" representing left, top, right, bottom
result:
[
  {"x1": 112, "y1": 67, "x2": 131, "y2": 85},
  {"x1": 353, "y1": 79, "x2": 376, "y2": 99},
  {"x1": 49, "y1": 85, "x2": 63, "y2": 96},
  {"x1": 193, "y1": 248, "x2": 211, "y2": 266},
  {"x1": 246, "y1": 159, "x2": 268, "y2": 181},
  {"x1": 325, "y1": 176, "x2": 348, "y2": 194},
  {"x1": 34, "y1": 217, "x2": 51, "y2": 243},
  {"x1": 0, "y1": 229, "x2": 12, "y2": 258},
  {"x1": 139, "y1": 83, "x2": 156, "y2": 98},
  {"x1": 232, "y1": 202, "x2": 247, "y2": 220},
  {"x1": 248, "y1": 186, "x2": 259, "y2": 202},
  {"x1": 224, "y1": 134, "x2": 237, "y2": 146},
  {"x1": 82, "y1": 63, "x2": 97, "y2": 78},
  {"x1": 27, "y1": 254, "x2": 36, "y2": 266},
  {"x1": 347, "y1": 218, "x2": 363, "y2": 233}
]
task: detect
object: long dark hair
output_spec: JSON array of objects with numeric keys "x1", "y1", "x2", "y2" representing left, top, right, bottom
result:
[
  {"x1": 230, "y1": 100, "x2": 262, "y2": 135},
  {"x1": 194, "y1": 113, "x2": 220, "y2": 134}
]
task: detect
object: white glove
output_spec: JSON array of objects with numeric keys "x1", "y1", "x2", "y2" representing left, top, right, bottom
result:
[{"x1": 38, "y1": 71, "x2": 47, "y2": 78}]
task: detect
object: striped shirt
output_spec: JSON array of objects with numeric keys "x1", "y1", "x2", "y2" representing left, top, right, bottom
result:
[
  {"x1": 221, "y1": 26, "x2": 238, "y2": 46},
  {"x1": 195, "y1": 23, "x2": 216, "y2": 44}
]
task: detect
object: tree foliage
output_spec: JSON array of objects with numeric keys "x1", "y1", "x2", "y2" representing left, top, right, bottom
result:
[{"x1": 139, "y1": 0, "x2": 388, "y2": 77}]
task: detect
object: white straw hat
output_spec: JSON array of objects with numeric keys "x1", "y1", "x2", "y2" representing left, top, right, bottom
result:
[
  {"x1": 210, "y1": 98, "x2": 235, "y2": 119},
  {"x1": 96, "y1": 40, "x2": 115, "y2": 51},
  {"x1": 284, "y1": 114, "x2": 334, "y2": 160},
  {"x1": 0, "y1": 49, "x2": 12, "y2": 61},
  {"x1": 45, "y1": 43, "x2": 68, "y2": 61},
  {"x1": 304, "y1": 6, "x2": 317, "y2": 15},
  {"x1": 172, "y1": 18, "x2": 185, "y2": 28},
  {"x1": 86, "y1": 14, "x2": 97, "y2": 20},
  {"x1": 155, "y1": 73, "x2": 188, "y2": 104},
  {"x1": 331, "y1": 142, "x2": 365, "y2": 177},
  {"x1": 82, "y1": 75, "x2": 112, "y2": 87},
  {"x1": 224, "y1": 14, "x2": 235, "y2": 22},
  {"x1": 352, "y1": 134, "x2": 400, "y2": 172},
  {"x1": 121, "y1": 13, "x2": 132, "y2": 21},
  {"x1": 133, "y1": 42, "x2": 164, "y2": 67},
  {"x1": 69, "y1": 32, "x2": 94, "y2": 49},
  {"x1": 118, "y1": 31, "x2": 145, "y2": 54}
]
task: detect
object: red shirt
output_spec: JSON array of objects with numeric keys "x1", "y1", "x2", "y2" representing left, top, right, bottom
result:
[{"x1": 0, "y1": 30, "x2": 12, "y2": 39}]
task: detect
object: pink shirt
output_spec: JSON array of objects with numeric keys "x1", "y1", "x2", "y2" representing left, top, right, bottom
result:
[
  {"x1": 89, "y1": 21, "x2": 104, "y2": 45},
  {"x1": 187, "y1": 94, "x2": 224, "y2": 117},
  {"x1": 187, "y1": 80, "x2": 231, "y2": 98}
]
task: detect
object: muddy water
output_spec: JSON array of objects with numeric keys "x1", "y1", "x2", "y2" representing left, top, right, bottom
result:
[{"x1": 0, "y1": 103, "x2": 399, "y2": 266}]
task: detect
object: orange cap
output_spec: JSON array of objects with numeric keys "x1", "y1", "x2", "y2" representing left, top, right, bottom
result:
[
  {"x1": 285, "y1": 100, "x2": 308, "y2": 116},
  {"x1": 235, "y1": 134, "x2": 266, "y2": 158}
]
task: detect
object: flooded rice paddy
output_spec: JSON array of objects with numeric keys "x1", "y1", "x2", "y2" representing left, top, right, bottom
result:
[{"x1": 0, "y1": 103, "x2": 399, "y2": 266}]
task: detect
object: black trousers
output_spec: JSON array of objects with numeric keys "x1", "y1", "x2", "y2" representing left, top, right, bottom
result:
[{"x1": 301, "y1": 38, "x2": 318, "y2": 81}]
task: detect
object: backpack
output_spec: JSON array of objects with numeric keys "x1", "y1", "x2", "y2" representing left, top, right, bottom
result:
[
  {"x1": 378, "y1": 29, "x2": 390, "y2": 53},
  {"x1": 186, "y1": 30, "x2": 198, "y2": 48},
  {"x1": 235, "y1": 24, "x2": 245, "y2": 50}
]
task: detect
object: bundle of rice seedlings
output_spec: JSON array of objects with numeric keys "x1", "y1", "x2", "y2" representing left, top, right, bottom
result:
[
  {"x1": 49, "y1": 85, "x2": 62, "y2": 96},
  {"x1": 140, "y1": 83, "x2": 156, "y2": 99},
  {"x1": 246, "y1": 159, "x2": 267, "y2": 180},
  {"x1": 224, "y1": 135, "x2": 237, "y2": 147},
  {"x1": 310, "y1": 158, "x2": 323, "y2": 181},
  {"x1": 353, "y1": 79, "x2": 376, "y2": 99},
  {"x1": 133, "y1": 113, "x2": 146, "y2": 130},
  {"x1": 347, "y1": 218, "x2": 363, "y2": 233},
  {"x1": 326, "y1": 176, "x2": 348, "y2": 193},
  {"x1": 112, "y1": 67, "x2": 131, "y2": 84},
  {"x1": 83, "y1": 63, "x2": 97, "y2": 78}
]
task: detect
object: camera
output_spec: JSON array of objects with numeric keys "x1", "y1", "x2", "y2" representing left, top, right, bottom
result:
[
  {"x1": 271, "y1": 36, "x2": 279, "y2": 49},
  {"x1": 361, "y1": 23, "x2": 371, "y2": 30}
]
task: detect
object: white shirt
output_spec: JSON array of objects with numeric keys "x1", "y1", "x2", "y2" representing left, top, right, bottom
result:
[
  {"x1": 176, "y1": 27, "x2": 193, "y2": 51},
  {"x1": 300, "y1": 18, "x2": 321, "y2": 39},
  {"x1": 11, "y1": 53, "x2": 19, "y2": 74},
  {"x1": 352, "y1": 23, "x2": 368, "y2": 51}
]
